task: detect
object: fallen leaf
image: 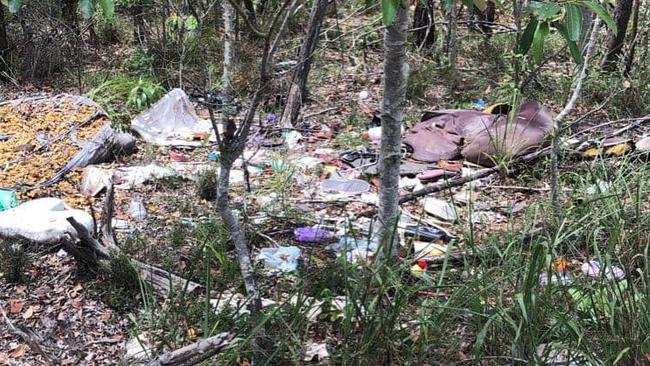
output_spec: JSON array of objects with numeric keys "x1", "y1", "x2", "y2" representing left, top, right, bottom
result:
[
  {"x1": 23, "y1": 305, "x2": 37, "y2": 319},
  {"x1": 9, "y1": 344, "x2": 28, "y2": 358},
  {"x1": 9, "y1": 299, "x2": 23, "y2": 314}
]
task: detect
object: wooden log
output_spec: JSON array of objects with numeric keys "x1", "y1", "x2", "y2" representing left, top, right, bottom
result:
[{"x1": 144, "y1": 332, "x2": 235, "y2": 366}]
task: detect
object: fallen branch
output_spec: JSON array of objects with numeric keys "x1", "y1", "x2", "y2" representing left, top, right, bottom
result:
[
  {"x1": 1, "y1": 306, "x2": 54, "y2": 365},
  {"x1": 63, "y1": 182, "x2": 202, "y2": 297},
  {"x1": 144, "y1": 333, "x2": 235, "y2": 366}
]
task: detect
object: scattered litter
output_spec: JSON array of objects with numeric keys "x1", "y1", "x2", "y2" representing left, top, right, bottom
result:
[
  {"x1": 471, "y1": 99, "x2": 487, "y2": 110},
  {"x1": 358, "y1": 90, "x2": 369, "y2": 100},
  {"x1": 112, "y1": 219, "x2": 133, "y2": 233},
  {"x1": 56, "y1": 248, "x2": 68, "y2": 257},
  {"x1": 208, "y1": 150, "x2": 220, "y2": 161},
  {"x1": 125, "y1": 335, "x2": 152, "y2": 362},
  {"x1": 328, "y1": 236, "x2": 379, "y2": 253},
  {"x1": 115, "y1": 164, "x2": 177, "y2": 189},
  {"x1": 416, "y1": 169, "x2": 453, "y2": 181},
  {"x1": 284, "y1": 130, "x2": 303, "y2": 150},
  {"x1": 536, "y1": 343, "x2": 590, "y2": 366},
  {"x1": 538, "y1": 272, "x2": 574, "y2": 287},
  {"x1": 585, "y1": 180, "x2": 611, "y2": 195},
  {"x1": 131, "y1": 88, "x2": 214, "y2": 146},
  {"x1": 581, "y1": 260, "x2": 625, "y2": 280},
  {"x1": 294, "y1": 227, "x2": 336, "y2": 243},
  {"x1": 399, "y1": 177, "x2": 420, "y2": 190},
  {"x1": 0, "y1": 198, "x2": 94, "y2": 243},
  {"x1": 256, "y1": 246, "x2": 301, "y2": 272},
  {"x1": 403, "y1": 101, "x2": 552, "y2": 166},
  {"x1": 362, "y1": 126, "x2": 382, "y2": 141},
  {"x1": 635, "y1": 136, "x2": 650, "y2": 152},
  {"x1": 581, "y1": 137, "x2": 633, "y2": 158},
  {"x1": 128, "y1": 200, "x2": 148, "y2": 221},
  {"x1": 423, "y1": 197, "x2": 457, "y2": 222},
  {"x1": 452, "y1": 189, "x2": 478, "y2": 205},
  {"x1": 413, "y1": 241, "x2": 447, "y2": 256},
  {"x1": 294, "y1": 156, "x2": 322, "y2": 171},
  {"x1": 320, "y1": 177, "x2": 370, "y2": 195},
  {"x1": 404, "y1": 224, "x2": 450, "y2": 243},
  {"x1": 170, "y1": 151, "x2": 190, "y2": 162},
  {"x1": 0, "y1": 189, "x2": 19, "y2": 212},
  {"x1": 80, "y1": 166, "x2": 113, "y2": 196},
  {"x1": 303, "y1": 341, "x2": 329, "y2": 362}
]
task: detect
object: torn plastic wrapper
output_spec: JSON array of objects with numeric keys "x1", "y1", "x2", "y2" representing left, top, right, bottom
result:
[
  {"x1": 256, "y1": 246, "x2": 301, "y2": 272},
  {"x1": 131, "y1": 89, "x2": 215, "y2": 146},
  {"x1": 294, "y1": 227, "x2": 336, "y2": 243}
]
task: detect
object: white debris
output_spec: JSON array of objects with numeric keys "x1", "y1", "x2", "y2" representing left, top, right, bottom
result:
[
  {"x1": 80, "y1": 166, "x2": 113, "y2": 196},
  {"x1": 423, "y1": 197, "x2": 457, "y2": 222},
  {"x1": 303, "y1": 341, "x2": 330, "y2": 362},
  {"x1": 131, "y1": 88, "x2": 214, "y2": 146},
  {"x1": 124, "y1": 335, "x2": 152, "y2": 363},
  {"x1": 0, "y1": 198, "x2": 94, "y2": 243}
]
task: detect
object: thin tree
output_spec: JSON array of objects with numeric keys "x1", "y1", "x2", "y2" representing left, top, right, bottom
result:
[
  {"x1": 623, "y1": 0, "x2": 641, "y2": 75},
  {"x1": 413, "y1": 0, "x2": 435, "y2": 49},
  {"x1": 602, "y1": 0, "x2": 633, "y2": 71},
  {"x1": 0, "y1": 4, "x2": 8, "y2": 77},
  {"x1": 550, "y1": 17, "x2": 602, "y2": 218},
  {"x1": 279, "y1": 0, "x2": 329, "y2": 128},
  {"x1": 208, "y1": 0, "x2": 295, "y2": 361},
  {"x1": 377, "y1": 3, "x2": 409, "y2": 257}
]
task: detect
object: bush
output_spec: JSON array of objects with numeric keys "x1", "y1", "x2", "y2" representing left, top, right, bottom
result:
[
  {"x1": 195, "y1": 169, "x2": 218, "y2": 201},
  {"x1": 0, "y1": 238, "x2": 31, "y2": 283}
]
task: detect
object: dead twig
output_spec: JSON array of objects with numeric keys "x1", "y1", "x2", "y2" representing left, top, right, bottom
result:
[
  {"x1": 144, "y1": 332, "x2": 235, "y2": 366},
  {"x1": 0, "y1": 306, "x2": 54, "y2": 365}
]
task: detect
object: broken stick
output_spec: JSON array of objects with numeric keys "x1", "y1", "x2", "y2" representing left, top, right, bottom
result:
[{"x1": 144, "y1": 332, "x2": 235, "y2": 366}]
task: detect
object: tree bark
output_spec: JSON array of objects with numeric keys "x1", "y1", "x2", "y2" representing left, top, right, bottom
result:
[
  {"x1": 132, "y1": 4, "x2": 148, "y2": 45},
  {"x1": 602, "y1": 0, "x2": 633, "y2": 71},
  {"x1": 61, "y1": 0, "x2": 79, "y2": 35},
  {"x1": 413, "y1": 0, "x2": 435, "y2": 49},
  {"x1": 279, "y1": 0, "x2": 329, "y2": 128},
  {"x1": 447, "y1": 1, "x2": 458, "y2": 75},
  {"x1": 0, "y1": 5, "x2": 8, "y2": 76},
  {"x1": 377, "y1": 6, "x2": 409, "y2": 258},
  {"x1": 623, "y1": 0, "x2": 641, "y2": 75}
]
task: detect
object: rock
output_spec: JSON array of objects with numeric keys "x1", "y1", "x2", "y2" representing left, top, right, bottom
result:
[
  {"x1": 423, "y1": 197, "x2": 457, "y2": 221},
  {"x1": 128, "y1": 201, "x2": 147, "y2": 221}
]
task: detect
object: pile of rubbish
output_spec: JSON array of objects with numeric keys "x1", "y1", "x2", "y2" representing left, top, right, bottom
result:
[{"x1": 0, "y1": 95, "x2": 135, "y2": 206}]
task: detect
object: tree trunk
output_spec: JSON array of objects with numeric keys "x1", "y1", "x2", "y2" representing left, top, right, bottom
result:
[
  {"x1": 623, "y1": 0, "x2": 641, "y2": 75},
  {"x1": 602, "y1": 0, "x2": 633, "y2": 71},
  {"x1": 0, "y1": 5, "x2": 8, "y2": 76},
  {"x1": 133, "y1": 4, "x2": 147, "y2": 45},
  {"x1": 469, "y1": 1, "x2": 495, "y2": 36},
  {"x1": 222, "y1": 0, "x2": 236, "y2": 125},
  {"x1": 447, "y1": 1, "x2": 458, "y2": 75},
  {"x1": 61, "y1": 0, "x2": 79, "y2": 35},
  {"x1": 377, "y1": 6, "x2": 409, "y2": 258},
  {"x1": 279, "y1": 0, "x2": 329, "y2": 128},
  {"x1": 413, "y1": 0, "x2": 435, "y2": 49}
]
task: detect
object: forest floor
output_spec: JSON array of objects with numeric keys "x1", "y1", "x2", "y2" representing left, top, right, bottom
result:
[{"x1": 2, "y1": 8, "x2": 650, "y2": 366}]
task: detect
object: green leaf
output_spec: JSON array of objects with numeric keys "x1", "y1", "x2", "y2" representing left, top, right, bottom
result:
[
  {"x1": 381, "y1": 0, "x2": 399, "y2": 27},
  {"x1": 555, "y1": 22, "x2": 584, "y2": 63},
  {"x1": 474, "y1": 0, "x2": 487, "y2": 11},
  {"x1": 6, "y1": 0, "x2": 23, "y2": 13},
  {"x1": 582, "y1": 0, "x2": 617, "y2": 35},
  {"x1": 565, "y1": 4, "x2": 582, "y2": 41},
  {"x1": 532, "y1": 21, "x2": 549, "y2": 64},
  {"x1": 518, "y1": 19, "x2": 538, "y2": 54},
  {"x1": 78, "y1": 0, "x2": 94, "y2": 19},
  {"x1": 97, "y1": 0, "x2": 114, "y2": 18},
  {"x1": 535, "y1": 2, "x2": 562, "y2": 20}
]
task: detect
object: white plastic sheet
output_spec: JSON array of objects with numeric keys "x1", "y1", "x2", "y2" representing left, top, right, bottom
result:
[{"x1": 131, "y1": 88, "x2": 214, "y2": 146}]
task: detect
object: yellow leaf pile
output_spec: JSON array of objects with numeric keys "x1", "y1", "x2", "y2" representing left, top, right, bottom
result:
[{"x1": 0, "y1": 98, "x2": 108, "y2": 206}]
